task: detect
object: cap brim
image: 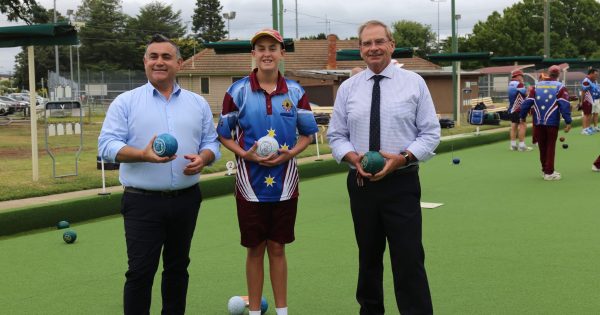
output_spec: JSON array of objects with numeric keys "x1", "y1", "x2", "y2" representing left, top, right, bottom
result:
[{"x1": 251, "y1": 32, "x2": 283, "y2": 45}]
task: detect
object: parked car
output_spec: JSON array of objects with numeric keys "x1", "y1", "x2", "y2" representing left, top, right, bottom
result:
[
  {"x1": 0, "y1": 96, "x2": 27, "y2": 112},
  {"x1": 0, "y1": 100, "x2": 14, "y2": 115}
]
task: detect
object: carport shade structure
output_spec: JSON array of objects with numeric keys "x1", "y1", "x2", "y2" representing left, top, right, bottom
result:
[{"x1": 0, "y1": 23, "x2": 78, "y2": 181}]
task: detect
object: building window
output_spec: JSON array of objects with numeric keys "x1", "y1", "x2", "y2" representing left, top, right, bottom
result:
[
  {"x1": 231, "y1": 77, "x2": 244, "y2": 83},
  {"x1": 200, "y1": 77, "x2": 209, "y2": 94}
]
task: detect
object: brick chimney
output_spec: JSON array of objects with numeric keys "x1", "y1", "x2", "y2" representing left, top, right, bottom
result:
[{"x1": 326, "y1": 34, "x2": 338, "y2": 70}]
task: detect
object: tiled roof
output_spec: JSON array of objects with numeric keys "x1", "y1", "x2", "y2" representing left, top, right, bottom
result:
[{"x1": 180, "y1": 39, "x2": 441, "y2": 74}]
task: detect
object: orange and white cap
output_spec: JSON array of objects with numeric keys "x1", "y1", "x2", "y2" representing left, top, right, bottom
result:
[{"x1": 251, "y1": 29, "x2": 284, "y2": 45}]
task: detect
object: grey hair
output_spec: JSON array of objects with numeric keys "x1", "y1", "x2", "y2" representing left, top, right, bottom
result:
[{"x1": 358, "y1": 20, "x2": 393, "y2": 44}]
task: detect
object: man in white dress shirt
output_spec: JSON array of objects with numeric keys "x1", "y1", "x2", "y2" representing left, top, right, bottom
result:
[{"x1": 327, "y1": 20, "x2": 440, "y2": 315}]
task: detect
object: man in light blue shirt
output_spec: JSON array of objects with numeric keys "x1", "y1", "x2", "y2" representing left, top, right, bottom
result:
[
  {"x1": 98, "y1": 34, "x2": 220, "y2": 314},
  {"x1": 327, "y1": 20, "x2": 439, "y2": 314}
]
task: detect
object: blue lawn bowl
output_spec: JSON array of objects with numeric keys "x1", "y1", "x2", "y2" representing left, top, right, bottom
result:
[
  {"x1": 452, "y1": 157, "x2": 461, "y2": 165},
  {"x1": 63, "y1": 230, "x2": 77, "y2": 244},
  {"x1": 153, "y1": 133, "x2": 178, "y2": 157},
  {"x1": 57, "y1": 220, "x2": 70, "y2": 229},
  {"x1": 261, "y1": 296, "x2": 268, "y2": 314}
]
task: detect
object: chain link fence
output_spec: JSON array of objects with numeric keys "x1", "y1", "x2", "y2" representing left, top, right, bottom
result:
[{"x1": 47, "y1": 70, "x2": 148, "y2": 116}]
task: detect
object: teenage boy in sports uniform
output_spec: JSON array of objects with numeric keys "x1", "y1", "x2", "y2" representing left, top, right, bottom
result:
[{"x1": 217, "y1": 29, "x2": 318, "y2": 315}]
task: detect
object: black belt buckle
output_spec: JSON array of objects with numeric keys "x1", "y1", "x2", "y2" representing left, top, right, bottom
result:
[{"x1": 159, "y1": 190, "x2": 179, "y2": 198}]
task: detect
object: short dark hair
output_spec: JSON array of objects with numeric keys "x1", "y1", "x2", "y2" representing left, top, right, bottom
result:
[
  {"x1": 588, "y1": 68, "x2": 598, "y2": 75},
  {"x1": 145, "y1": 34, "x2": 181, "y2": 59}
]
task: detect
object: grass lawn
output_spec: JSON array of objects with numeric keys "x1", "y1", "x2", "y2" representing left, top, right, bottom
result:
[
  {"x1": 0, "y1": 115, "x2": 332, "y2": 201},
  {"x1": 0, "y1": 107, "x2": 583, "y2": 201},
  {"x1": 1, "y1": 128, "x2": 598, "y2": 314}
]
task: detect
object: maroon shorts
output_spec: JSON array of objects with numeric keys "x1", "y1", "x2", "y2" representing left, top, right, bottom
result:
[
  {"x1": 235, "y1": 198, "x2": 298, "y2": 248},
  {"x1": 582, "y1": 102, "x2": 592, "y2": 115}
]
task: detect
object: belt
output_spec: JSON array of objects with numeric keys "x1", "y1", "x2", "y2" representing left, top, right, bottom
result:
[
  {"x1": 349, "y1": 164, "x2": 418, "y2": 176},
  {"x1": 124, "y1": 183, "x2": 198, "y2": 198},
  {"x1": 390, "y1": 164, "x2": 419, "y2": 175}
]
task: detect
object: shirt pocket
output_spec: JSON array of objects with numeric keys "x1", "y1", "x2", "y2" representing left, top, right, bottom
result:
[{"x1": 387, "y1": 96, "x2": 417, "y2": 125}]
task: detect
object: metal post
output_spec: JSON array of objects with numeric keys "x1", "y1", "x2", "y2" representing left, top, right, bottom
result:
[
  {"x1": 28, "y1": 46, "x2": 39, "y2": 181},
  {"x1": 544, "y1": 0, "x2": 550, "y2": 57},
  {"x1": 77, "y1": 45, "x2": 80, "y2": 101},
  {"x1": 430, "y1": 0, "x2": 446, "y2": 49},
  {"x1": 278, "y1": 0, "x2": 284, "y2": 35},
  {"x1": 295, "y1": 0, "x2": 298, "y2": 39},
  {"x1": 54, "y1": 0, "x2": 59, "y2": 78},
  {"x1": 272, "y1": 0, "x2": 278, "y2": 30},
  {"x1": 69, "y1": 45, "x2": 73, "y2": 99},
  {"x1": 451, "y1": 0, "x2": 458, "y2": 124}
]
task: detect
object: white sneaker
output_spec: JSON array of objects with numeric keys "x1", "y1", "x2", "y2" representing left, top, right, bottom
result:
[
  {"x1": 582, "y1": 128, "x2": 593, "y2": 135},
  {"x1": 518, "y1": 146, "x2": 533, "y2": 152},
  {"x1": 543, "y1": 171, "x2": 562, "y2": 181},
  {"x1": 595, "y1": 127, "x2": 600, "y2": 132},
  {"x1": 510, "y1": 145, "x2": 518, "y2": 151},
  {"x1": 593, "y1": 165, "x2": 600, "y2": 172}
]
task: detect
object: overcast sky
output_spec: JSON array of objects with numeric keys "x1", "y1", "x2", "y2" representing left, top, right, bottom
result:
[{"x1": 0, "y1": 0, "x2": 523, "y2": 73}]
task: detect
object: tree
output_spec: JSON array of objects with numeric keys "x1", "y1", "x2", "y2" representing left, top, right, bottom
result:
[
  {"x1": 173, "y1": 37, "x2": 201, "y2": 61},
  {"x1": 464, "y1": 0, "x2": 600, "y2": 59},
  {"x1": 126, "y1": 1, "x2": 187, "y2": 60},
  {"x1": 300, "y1": 33, "x2": 327, "y2": 40},
  {"x1": 391, "y1": 20, "x2": 437, "y2": 57},
  {"x1": 76, "y1": 0, "x2": 137, "y2": 71},
  {"x1": 0, "y1": 0, "x2": 46, "y2": 24},
  {"x1": 128, "y1": 1, "x2": 186, "y2": 40},
  {"x1": 12, "y1": 8, "x2": 71, "y2": 89},
  {"x1": 191, "y1": 0, "x2": 226, "y2": 43}
]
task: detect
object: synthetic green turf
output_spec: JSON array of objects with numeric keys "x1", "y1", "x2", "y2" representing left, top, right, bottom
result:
[{"x1": 1, "y1": 127, "x2": 599, "y2": 314}]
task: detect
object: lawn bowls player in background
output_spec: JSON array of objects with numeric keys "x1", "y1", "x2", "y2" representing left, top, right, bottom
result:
[
  {"x1": 217, "y1": 29, "x2": 318, "y2": 315},
  {"x1": 520, "y1": 65, "x2": 572, "y2": 181},
  {"x1": 579, "y1": 68, "x2": 599, "y2": 135},
  {"x1": 327, "y1": 20, "x2": 440, "y2": 314},
  {"x1": 98, "y1": 34, "x2": 220, "y2": 314},
  {"x1": 508, "y1": 70, "x2": 532, "y2": 151}
]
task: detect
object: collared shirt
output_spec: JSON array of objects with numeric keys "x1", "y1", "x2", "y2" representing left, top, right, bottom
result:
[
  {"x1": 327, "y1": 62, "x2": 440, "y2": 165},
  {"x1": 98, "y1": 82, "x2": 221, "y2": 190},
  {"x1": 217, "y1": 69, "x2": 318, "y2": 202}
]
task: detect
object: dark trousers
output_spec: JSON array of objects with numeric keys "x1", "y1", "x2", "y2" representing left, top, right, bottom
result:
[
  {"x1": 121, "y1": 186, "x2": 202, "y2": 315},
  {"x1": 347, "y1": 169, "x2": 433, "y2": 315},
  {"x1": 535, "y1": 125, "x2": 559, "y2": 174},
  {"x1": 594, "y1": 155, "x2": 600, "y2": 168}
]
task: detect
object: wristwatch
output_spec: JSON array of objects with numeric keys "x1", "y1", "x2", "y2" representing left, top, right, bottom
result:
[{"x1": 400, "y1": 151, "x2": 411, "y2": 166}]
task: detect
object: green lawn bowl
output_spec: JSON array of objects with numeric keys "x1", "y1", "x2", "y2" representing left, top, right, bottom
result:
[{"x1": 360, "y1": 151, "x2": 385, "y2": 174}]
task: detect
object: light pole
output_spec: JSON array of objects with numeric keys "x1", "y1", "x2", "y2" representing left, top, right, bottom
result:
[
  {"x1": 455, "y1": 14, "x2": 461, "y2": 38},
  {"x1": 222, "y1": 11, "x2": 236, "y2": 39},
  {"x1": 67, "y1": 9, "x2": 74, "y2": 100},
  {"x1": 430, "y1": 0, "x2": 446, "y2": 49},
  {"x1": 54, "y1": 0, "x2": 59, "y2": 80},
  {"x1": 543, "y1": 0, "x2": 550, "y2": 57}
]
